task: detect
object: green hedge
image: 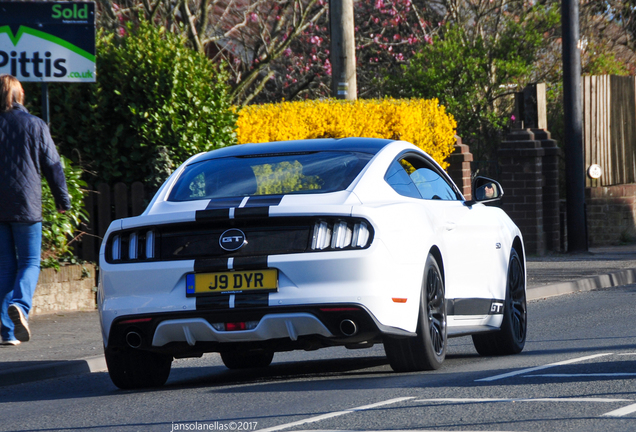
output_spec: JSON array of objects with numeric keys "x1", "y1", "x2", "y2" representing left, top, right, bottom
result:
[
  {"x1": 41, "y1": 156, "x2": 88, "y2": 268},
  {"x1": 47, "y1": 20, "x2": 237, "y2": 188}
]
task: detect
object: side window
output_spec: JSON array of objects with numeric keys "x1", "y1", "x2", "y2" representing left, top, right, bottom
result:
[
  {"x1": 385, "y1": 154, "x2": 459, "y2": 201},
  {"x1": 385, "y1": 159, "x2": 421, "y2": 199}
]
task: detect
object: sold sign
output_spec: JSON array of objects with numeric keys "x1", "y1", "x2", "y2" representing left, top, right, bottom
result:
[{"x1": 0, "y1": 1, "x2": 95, "y2": 82}]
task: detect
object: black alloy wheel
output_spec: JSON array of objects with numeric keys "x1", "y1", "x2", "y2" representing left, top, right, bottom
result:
[
  {"x1": 426, "y1": 262, "x2": 446, "y2": 358},
  {"x1": 105, "y1": 346, "x2": 172, "y2": 389},
  {"x1": 472, "y1": 247, "x2": 527, "y2": 356},
  {"x1": 507, "y1": 249, "x2": 527, "y2": 345},
  {"x1": 384, "y1": 253, "x2": 447, "y2": 371}
]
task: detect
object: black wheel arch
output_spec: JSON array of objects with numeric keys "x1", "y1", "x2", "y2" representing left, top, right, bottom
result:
[
  {"x1": 512, "y1": 237, "x2": 525, "y2": 268},
  {"x1": 428, "y1": 246, "x2": 445, "y2": 287}
]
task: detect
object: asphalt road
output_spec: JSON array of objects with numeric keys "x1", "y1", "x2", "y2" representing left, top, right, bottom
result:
[{"x1": 2, "y1": 285, "x2": 636, "y2": 432}]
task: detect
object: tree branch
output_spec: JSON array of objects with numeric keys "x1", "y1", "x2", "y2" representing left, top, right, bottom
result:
[
  {"x1": 242, "y1": 70, "x2": 275, "y2": 105},
  {"x1": 181, "y1": 0, "x2": 205, "y2": 52}
]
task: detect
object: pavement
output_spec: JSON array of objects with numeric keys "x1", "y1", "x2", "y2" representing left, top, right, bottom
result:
[{"x1": 2, "y1": 244, "x2": 636, "y2": 387}]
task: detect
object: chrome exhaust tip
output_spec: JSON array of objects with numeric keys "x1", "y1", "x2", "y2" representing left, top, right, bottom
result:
[
  {"x1": 339, "y1": 319, "x2": 358, "y2": 337},
  {"x1": 125, "y1": 331, "x2": 143, "y2": 348}
]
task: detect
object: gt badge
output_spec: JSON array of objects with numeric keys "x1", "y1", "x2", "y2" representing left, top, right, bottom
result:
[
  {"x1": 219, "y1": 229, "x2": 247, "y2": 251},
  {"x1": 490, "y1": 302, "x2": 504, "y2": 314}
]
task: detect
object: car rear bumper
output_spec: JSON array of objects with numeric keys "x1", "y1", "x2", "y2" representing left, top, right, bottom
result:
[
  {"x1": 104, "y1": 303, "x2": 413, "y2": 356},
  {"x1": 151, "y1": 313, "x2": 333, "y2": 346}
]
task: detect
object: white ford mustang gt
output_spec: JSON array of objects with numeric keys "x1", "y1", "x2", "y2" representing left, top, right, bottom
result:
[{"x1": 98, "y1": 138, "x2": 527, "y2": 389}]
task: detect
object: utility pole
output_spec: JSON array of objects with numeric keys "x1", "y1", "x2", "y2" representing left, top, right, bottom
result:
[
  {"x1": 329, "y1": 0, "x2": 357, "y2": 100},
  {"x1": 562, "y1": 0, "x2": 588, "y2": 252}
]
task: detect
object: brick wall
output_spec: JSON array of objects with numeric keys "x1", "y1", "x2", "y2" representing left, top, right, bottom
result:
[
  {"x1": 499, "y1": 129, "x2": 546, "y2": 255},
  {"x1": 31, "y1": 264, "x2": 97, "y2": 315},
  {"x1": 586, "y1": 185, "x2": 636, "y2": 246},
  {"x1": 447, "y1": 137, "x2": 473, "y2": 200},
  {"x1": 497, "y1": 128, "x2": 563, "y2": 255},
  {"x1": 535, "y1": 130, "x2": 561, "y2": 252}
]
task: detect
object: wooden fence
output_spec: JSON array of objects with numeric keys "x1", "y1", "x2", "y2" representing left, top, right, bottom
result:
[
  {"x1": 77, "y1": 182, "x2": 149, "y2": 262},
  {"x1": 583, "y1": 75, "x2": 636, "y2": 187}
]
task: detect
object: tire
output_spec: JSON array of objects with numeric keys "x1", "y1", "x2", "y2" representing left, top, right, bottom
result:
[
  {"x1": 385, "y1": 254, "x2": 447, "y2": 372},
  {"x1": 472, "y1": 247, "x2": 527, "y2": 356},
  {"x1": 105, "y1": 346, "x2": 172, "y2": 389},
  {"x1": 221, "y1": 350, "x2": 274, "y2": 369}
]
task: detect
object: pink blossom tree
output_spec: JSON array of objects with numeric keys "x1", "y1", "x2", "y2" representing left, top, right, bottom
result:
[
  {"x1": 95, "y1": 0, "x2": 439, "y2": 104},
  {"x1": 96, "y1": 0, "x2": 327, "y2": 105},
  {"x1": 259, "y1": 0, "x2": 436, "y2": 102}
]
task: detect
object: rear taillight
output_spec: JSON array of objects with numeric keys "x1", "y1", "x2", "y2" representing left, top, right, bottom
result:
[
  {"x1": 332, "y1": 221, "x2": 352, "y2": 249},
  {"x1": 311, "y1": 221, "x2": 332, "y2": 250},
  {"x1": 311, "y1": 219, "x2": 372, "y2": 251},
  {"x1": 145, "y1": 230, "x2": 155, "y2": 259},
  {"x1": 352, "y1": 222, "x2": 370, "y2": 248},
  {"x1": 128, "y1": 232, "x2": 138, "y2": 259},
  {"x1": 108, "y1": 229, "x2": 155, "y2": 262},
  {"x1": 111, "y1": 235, "x2": 121, "y2": 260}
]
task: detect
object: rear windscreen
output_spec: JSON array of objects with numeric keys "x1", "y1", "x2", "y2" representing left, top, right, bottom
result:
[{"x1": 168, "y1": 151, "x2": 373, "y2": 202}]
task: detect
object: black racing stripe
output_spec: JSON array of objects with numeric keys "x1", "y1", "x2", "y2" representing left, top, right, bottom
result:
[
  {"x1": 235, "y1": 207, "x2": 269, "y2": 218},
  {"x1": 446, "y1": 298, "x2": 504, "y2": 316},
  {"x1": 445, "y1": 300, "x2": 453, "y2": 316},
  {"x1": 206, "y1": 197, "x2": 244, "y2": 209},
  {"x1": 195, "y1": 209, "x2": 230, "y2": 221},
  {"x1": 233, "y1": 256, "x2": 268, "y2": 270},
  {"x1": 196, "y1": 295, "x2": 230, "y2": 310},
  {"x1": 234, "y1": 293, "x2": 269, "y2": 308},
  {"x1": 194, "y1": 258, "x2": 229, "y2": 273},
  {"x1": 244, "y1": 195, "x2": 284, "y2": 207}
]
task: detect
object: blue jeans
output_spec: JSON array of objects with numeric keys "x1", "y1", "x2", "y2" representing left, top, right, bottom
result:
[{"x1": 0, "y1": 222, "x2": 42, "y2": 341}]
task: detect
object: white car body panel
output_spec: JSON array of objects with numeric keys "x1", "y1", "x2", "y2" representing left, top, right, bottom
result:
[{"x1": 98, "y1": 138, "x2": 525, "y2": 359}]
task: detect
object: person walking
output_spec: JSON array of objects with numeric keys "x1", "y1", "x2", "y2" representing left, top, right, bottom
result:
[{"x1": 0, "y1": 75, "x2": 71, "y2": 346}]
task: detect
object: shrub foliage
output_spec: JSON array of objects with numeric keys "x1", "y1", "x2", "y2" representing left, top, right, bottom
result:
[
  {"x1": 41, "y1": 156, "x2": 88, "y2": 268},
  {"x1": 48, "y1": 20, "x2": 237, "y2": 188},
  {"x1": 236, "y1": 98, "x2": 457, "y2": 168},
  {"x1": 384, "y1": 6, "x2": 560, "y2": 174}
]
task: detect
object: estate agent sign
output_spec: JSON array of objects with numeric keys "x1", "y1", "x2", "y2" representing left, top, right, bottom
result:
[{"x1": 0, "y1": 1, "x2": 95, "y2": 82}]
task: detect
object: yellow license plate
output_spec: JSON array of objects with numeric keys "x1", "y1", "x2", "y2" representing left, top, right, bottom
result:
[{"x1": 186, "y1": 269, "x2": 278, "y2": 296}]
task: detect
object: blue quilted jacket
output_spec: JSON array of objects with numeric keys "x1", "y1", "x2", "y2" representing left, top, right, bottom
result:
[{"x1": 0, "y1": 104, "x2": 71, "y2": 222}]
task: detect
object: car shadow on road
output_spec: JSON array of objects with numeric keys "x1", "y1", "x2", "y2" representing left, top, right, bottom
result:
[
  {"x1": 166, "y1": 355, "x2": 393, "y2": 390},
  {"x1": 162, "y1": 339, "x2": 636, "y2": 393}
]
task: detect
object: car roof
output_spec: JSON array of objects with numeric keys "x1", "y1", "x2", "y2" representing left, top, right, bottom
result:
[{"x1": 194, "y1": 138, "x2": 396, "y2": 162}]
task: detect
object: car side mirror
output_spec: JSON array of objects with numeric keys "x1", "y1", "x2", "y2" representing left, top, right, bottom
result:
[{"x1": 466, "y1": 176, "x2": 504, "y2": 206}]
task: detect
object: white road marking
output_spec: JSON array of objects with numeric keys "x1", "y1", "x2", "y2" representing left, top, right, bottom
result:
[
  {"x1": 256, "y1": 349, "x2": 636, "y2": 430},
  {"x1": 416, "y1": 397, "x2": 636, "y2": 419},
  {"x1": 414, "y1": 397, "x2": 631, "y2": 403},
  {"x1": 524, "y1": 373, "x2": 636, "y2": 378},
  {"x1": 258, "y1": 397, "x2": 415, "y2": 432},
  {"x1": 617, "y1": 352, "x2": 636, "y2": 356},
  {"x1": 475, "y1": 353, "x2": 613, "y2": 382},
  {"x1": 602, "y1": 402, "x2": 636, "y2": 417},
  {"x1": 256, "y1": 394, "x2": 636, "y2": 429}
]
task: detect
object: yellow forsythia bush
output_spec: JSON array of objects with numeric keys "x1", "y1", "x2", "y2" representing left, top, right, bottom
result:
[{"x1": 236, "y1": 98, "x2": 457, "y2": 168}]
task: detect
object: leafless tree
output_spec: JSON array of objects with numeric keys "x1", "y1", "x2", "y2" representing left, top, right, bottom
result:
[{"x1": 95, "y1": 0, "x2": 327, "y2": 105}]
